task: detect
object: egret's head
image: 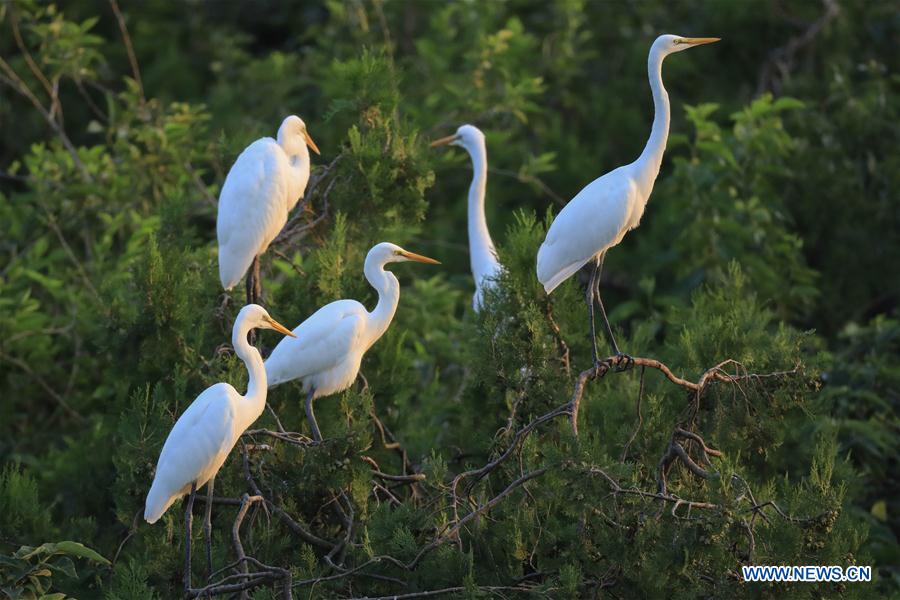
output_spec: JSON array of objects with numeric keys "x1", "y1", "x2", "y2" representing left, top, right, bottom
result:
[
  {"x1": 277, "y1": 115, "x2": 320, "y2": 156},
  {"x1": 367, "y1": 242, "x2": 441, "y2": 268},
  {"x1": 429, "y1": 124, "x2": 485, "y2": 152},
  {"x1": 237, "y1": 304, "x2": 296, "y2": 337},
  {"x1": 653, "y1": 34, "x2": 720, "y2": 57}
]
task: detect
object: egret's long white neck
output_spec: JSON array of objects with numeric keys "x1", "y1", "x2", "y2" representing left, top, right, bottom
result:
[
  {"x1": 278, "y1": 133, "x2": 311, "y2": 208},
  {"x1": 464, "y1": 138, "x2": 500, "y2": 284},
  {"x1": 364, "y1": 256, "x2": 400, "y2": 348},
  {"x1": 634, "y1": 45, "x2": 670, "y2": 194},
  {"x1": 232, "y1": 317, "x2": 267, "y2": 430}
]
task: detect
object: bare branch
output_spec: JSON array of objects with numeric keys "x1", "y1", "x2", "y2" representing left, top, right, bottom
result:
[
  {"x1": 488, "y1": 166, "x2": 566, "y2": 207},
  {"x1": 184, "y1": 493, "x2": 292, "y2": 599},
  {"x1": 757, "y1": 0, "x2": 840, "y2": 95},
  {"x1": 240, "y1": 446, "x2": 334, "y2": 550},
  {"x1": 0, "y1": 350, "x2": 82, "y2": 420},
  {"x1": 544, "y1": 300, "x2": 570, "y2": 374},
  {"x1": 8, "y1": 6, "x2": 59, "y2": 120},
  {"x1": 410, "y1": 468, "x2": 547, "y2": 569},
  {"x1": 0, "y1": 58, "x2": 92, "y2": 182},
  {"x1": 620, "y1": 365, "x2": 645, "y2": 462},
  {"x1": 108, "y1": 0, "x2": 145, "y2": 103},
  {"x1": 586, "y1": 466, "x2": 718, "y2": 516},
  {"x1": 361, "y1": 456, "x2": 426, "y2": 483},
  {"x1": 570, "y1": 353, "x2": 801, "y2": 435}
]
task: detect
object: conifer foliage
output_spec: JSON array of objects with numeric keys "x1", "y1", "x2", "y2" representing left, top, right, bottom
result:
[{"x1": 1, "y1": 2, "x2": 897, "y2": 598}]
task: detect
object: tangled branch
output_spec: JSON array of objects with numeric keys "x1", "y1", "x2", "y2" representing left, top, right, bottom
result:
[
  {"x1": 570, "y1": 354, "x2": 801, "y2": 435},
  {"x1": 179, "y1": 352, "x2": 802, "y2": 598},
  {"x1": 186, "y1": 494, "x2": 292, "y2": 599}
]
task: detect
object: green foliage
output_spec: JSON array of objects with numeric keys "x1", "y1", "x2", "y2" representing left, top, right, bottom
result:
[
  {"x1": 821, "y1": 316, "x2": 900, "y2": 586},
  {"x1": 1, "y1": 1, "x2": 896, "y2": 598},
  {"x1": 634, "y1": 96, "x2": 819, "y2": 324},
  {"x1": 0, "y1": 467, "x2": 52, "y2": 543},
  {"x1": 0, "y1": 540, "x2": 108, "y2": 600}
]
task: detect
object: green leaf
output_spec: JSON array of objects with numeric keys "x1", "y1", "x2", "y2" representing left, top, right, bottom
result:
[
  {"x1": 47, "y1": 556, "x2": 76, "y2": 580},
  {"x1": 51, "y1": 542, "x2": 109, "y2": 565},
  {"x1": 772, "y1": 97, "x2": 805, "y2": 111}
]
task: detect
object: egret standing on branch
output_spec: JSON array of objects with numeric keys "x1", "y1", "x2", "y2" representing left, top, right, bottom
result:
[
  {"x1": 264, "y1": 243, "x2": 440, "y2": 441},
  {"x1": 431, "y1": 125, "x2": 502, "y2": 311},
  {"x1": 217, "y1": 115, "x2": 321, "y2": 307},
  {"x1": 536, "y1": 35, "x2": 719, "y2": 366},
  {"x1": 144, "y1": 304, "x2": 295, "y2": 590}
]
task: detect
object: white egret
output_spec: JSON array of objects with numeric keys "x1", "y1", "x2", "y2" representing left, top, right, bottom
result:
[
  {"x1": 144, "y1": 304, "x2": 295, "y2": 588},
  {"x1": 217, "y1": 115, "x2": 320, "y2": 306},
  {"x1": 536, "y1": 35, "x2": 719, "y2": 365},
  {"x1": 264, "y1": 242, "x2": 440, "y2": 441},
  {"x1": 430, "y1": 125, "x2": 502, "y2": 311}
]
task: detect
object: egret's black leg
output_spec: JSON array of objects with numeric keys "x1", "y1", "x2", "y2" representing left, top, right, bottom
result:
[
  {"x1": 305, "y1": 388, "x2": 322, "y2": 442},
  {"x1": 203, "y1": 477, "x2": 214, "y2": 578},
  {"x1": 245, "y1": 255, "x2": 261, "y2": 345},
  {"x1": 184, "y1": 482, "x2": 197, "y2": 594},
  {"x1": 592, "y1": 256, "x2": 633, "y2": 371},
  {"x1": 586, "y1": 257, "x2": 601, "y2": 366},
  {"x1": 245, "y1": 255, "x2": 259, "y2": 306},
  {"x1": 252, "y1": 255, "x2": 262, "y2": 305}
]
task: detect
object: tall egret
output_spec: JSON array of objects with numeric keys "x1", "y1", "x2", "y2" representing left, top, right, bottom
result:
[
  {"x1": 536, "y1": 35, "x2": 719, "y2": 365},
  {"x1": 217, "y1": 115, "x2": 320, "y2": 306},
  {"x1": 431, "y1": 125, "x2": 502, "y2": 311},
  {"x1": 144, "y1": 304, "x2": 295, "y2": 587},
  {"x1": 264, "y1": 242, "x2": 440, "y2": 441}
]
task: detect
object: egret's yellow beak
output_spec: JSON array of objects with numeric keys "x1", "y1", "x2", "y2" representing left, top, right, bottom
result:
[
  {"x1": 400, "y1": 250, "x2": 441, "y2": 265},
  {"x1": 265, "y1": 316, "x2": 297, "y2": 337},
  {"x1": 680, "y1": 37, "x2": 721, "y2": 46},
  {"x1": 430, "y1": 134, "x2": 459, "y2": 148},
  {"x1": 304, "y1": 131, "x2": 321, "y2": 155}
]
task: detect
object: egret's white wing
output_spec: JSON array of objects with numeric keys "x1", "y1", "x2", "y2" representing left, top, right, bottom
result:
[
  {"x1": 217, "y1": 138, "x2": 290, "y2": 290},
  {"x1": 264, "y1": 300, "x2": 368, "y2": 388},
  {"x1": 536, "y1": 168, "x2": 636, "y2": 294},
  {"x1": 144, "y1": 383, "x2": 237, "y2": 523}
]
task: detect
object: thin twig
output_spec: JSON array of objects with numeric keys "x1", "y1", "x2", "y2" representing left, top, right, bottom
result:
[
  {"x1": 0, "y1": 57, "x2": 91, "y2": 181},
  {"x1": 0, "y1": 351, "x2": 82, "y2": 420},
  {"x1": 412, "y1": 468, "x2": 547, "y2": 569},
  {"x1": 9, "y1": 6, "x2": 59, "y2": 121},
  {"x1": 620, "y1": 366, "x2": 645, "y2": 462},
  {"x1": 240, "y1": 446, "x2": 333, "y2": 549},
  {"x1": 488, "y1": 167, "x2": 566, "y2": 207},
  {"x1": 570, "y1": 354, "x2": 801, "y2": 435},
  {"x1": 108, "y1": 0, "x2": 145, "y2": 103}
]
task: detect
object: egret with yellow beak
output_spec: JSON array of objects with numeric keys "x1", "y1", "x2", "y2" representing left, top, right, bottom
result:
[
  {"x1": 217, "y1": 115, "x2": 321, "y2": 306},
  {"x1": 265, "y1": 242, "x2": 440, "y2": 440},
  {"x1": 537, "y1": 35, "x2": 720, "y2": 367},
  {"x1": 430, "y1": 125, "x2": 503, "y2": 312},
  {"x1": 144, "y1": 304, "x2": 295, "y2": 590}
]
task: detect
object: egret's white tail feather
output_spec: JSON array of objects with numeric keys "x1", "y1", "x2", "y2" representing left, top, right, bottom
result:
[
  {"x1": 218, "y1": 247, "x2": 253, "y2": 291},
  {"x1": 537, "y1": 244, "x2": 588, "y2": 295},
  {"x1": 143, "y1": 480, "x2": 177, "y2": 524}
]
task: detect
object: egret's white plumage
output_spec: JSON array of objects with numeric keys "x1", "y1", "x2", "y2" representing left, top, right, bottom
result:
[
  {"x1": 431, "y1": 125, "x2": 502, "y2": 311},
  {"x1": 144, "y1": 304, "x2": 294, "y2": 523},
  {"x1": 538, "y1": 168, "x2": 636, "y2": 293},
  {"x1": 217, "y1": 115, "x2": 320, "y2": 290},
  {"x1": 266, "y1": 298, "x2": 371, "y2": 395},
  {"x1": 537, "y1": 35, "x2": 719, "y2": 294},
  {"x1": 264, "y1": 243, "x2": 439, "y2": 437}
]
